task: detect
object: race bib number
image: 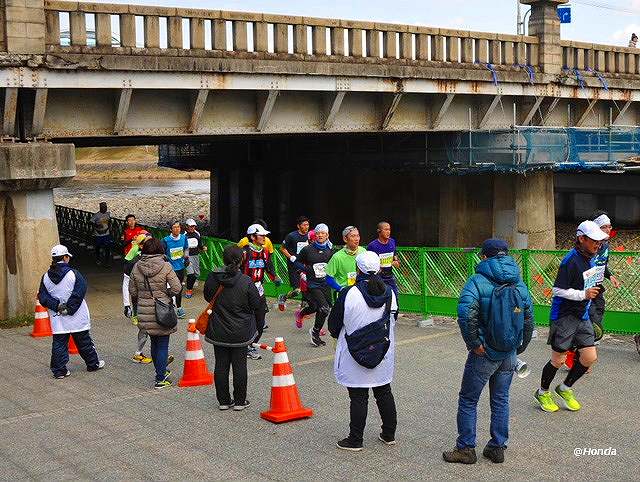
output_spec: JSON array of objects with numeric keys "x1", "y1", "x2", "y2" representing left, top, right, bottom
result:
[
  {"x1": 255, "y1": 281, "x2": 264, "y2": 297},
  {"x1": 583, "y1": 266, "x2": 606, "y2": 289},
  {"x1": 379, "y1": 252, "x2": 394, "y2": 268},
  {"x1": 187, "y1": 238, "x2": 199, "y2": 249},
  {"x1": 312, "y1": 262, "x2": 327, "y2": 278},
  {"x1": 169, "y1": 247, "x2": 184, "y2": 260},
  {"x1": 248, "y1": 259, "x2": 266, "y2": 269},
  {"x1": 296, "y1": 241, "x2": 308, "y2": 254},
  {"x1": 347, "y1": 271, "x2": 357, "y2": 286}
]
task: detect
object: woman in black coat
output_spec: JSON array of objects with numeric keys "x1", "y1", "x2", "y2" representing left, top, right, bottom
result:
[{"x1": 204, "y1": 245, "x2": 261, "y2": 411}]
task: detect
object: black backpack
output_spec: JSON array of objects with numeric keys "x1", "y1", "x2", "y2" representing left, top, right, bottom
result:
[{"x1": 344, "y1": 292, "x2": 393, "y2": 369}]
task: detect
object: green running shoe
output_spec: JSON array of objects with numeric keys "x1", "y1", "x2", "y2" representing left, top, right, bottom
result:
[
  {"x1": 555, "y1": 385, "x2": 581, "y2": 411},
  {"x1": 534, "y1": 389, "x2": 559, "y2": 413}
]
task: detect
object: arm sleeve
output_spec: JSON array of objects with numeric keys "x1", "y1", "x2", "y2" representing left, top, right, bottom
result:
[
  {"x1": 551, "y1": 287, "x2": 585, "y2": 301},
  {"x1": 265, "y1": 254, "x2": 277, "y2": 281},
  {"x1": 38, "y1": 276, "x2": 60, "y2": 311},
  {"x1": 326, "y1": 275, "x2": 342, "y2": 291},
  {"x1": 203, "y1": 273, "x2": 219, "y2": 302},
  {"x1": 66, "y1": 270, "x2": 88, "y2": 316},
  {"x1": 456, "y1": 278, "x2": 482, "y2": 351},
  {"x1": 328, "y1": 287, "x2": 349, "y2": 338}
]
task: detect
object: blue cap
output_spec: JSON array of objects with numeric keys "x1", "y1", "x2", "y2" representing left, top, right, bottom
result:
[{"x1": 481, "y1": 238, "x2": 509, "y2": 258}]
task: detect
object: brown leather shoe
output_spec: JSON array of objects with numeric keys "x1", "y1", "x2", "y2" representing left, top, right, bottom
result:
[{"x1": 442, "y1": 447, "x2": 477, "y2": 464}]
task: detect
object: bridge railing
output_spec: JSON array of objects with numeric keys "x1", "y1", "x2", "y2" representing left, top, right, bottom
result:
[
  {"x1": 561, "y1": 40, "x2": 640, "y2": 77},
  {"x1": 44, "y1": 1, "x2": 539, "y2": 69},
  {"x1": 56, "y1": 205, "x2": 640, "y2": 334}
]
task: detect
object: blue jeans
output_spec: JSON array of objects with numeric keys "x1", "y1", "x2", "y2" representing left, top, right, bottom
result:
[
  {"x1": 50, "y1": 330, "x2": 100, "y2": 377},
  {"x1": 456, "y1": 351, "x2": 516, "y2": 449},
  {"x1": 150, "y1": 335, "x2": 170, "y2": 382}
]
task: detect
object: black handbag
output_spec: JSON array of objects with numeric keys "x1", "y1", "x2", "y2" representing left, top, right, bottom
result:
[
  {"x1": 143, "y1": 275, "x2": 178, "y2": 329},
  {"x1": 344, "y1": 295, "x2": 392, "y2": 369}
]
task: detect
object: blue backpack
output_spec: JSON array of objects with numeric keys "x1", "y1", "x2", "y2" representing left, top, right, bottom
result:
[{"x1": 484, "y1": 282, "x2": 525, "y2": 354}]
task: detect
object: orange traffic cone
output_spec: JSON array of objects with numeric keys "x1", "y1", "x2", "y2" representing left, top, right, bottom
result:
[
  {"x1": 565, "y1": 349, "x2": 575, "y2": 369},
  {"x1": 178, "y1": 320, "x2": 213, "y2": 387},
  {"x1": 69, "y1": 336, "x2": 79, "y2": 355},
  {"x1": 261, "y1": 337, "x2": 313, "y2": 423},
  {"x1": 31, "y1": 300, "x2": 52, "y2": 337}
]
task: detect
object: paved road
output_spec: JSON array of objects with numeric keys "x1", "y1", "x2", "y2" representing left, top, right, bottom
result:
[{"x1": 1, "y1": 267, "x2": 639, "y2": 480}]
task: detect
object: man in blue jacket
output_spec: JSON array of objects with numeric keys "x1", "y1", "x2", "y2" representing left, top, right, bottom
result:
[{"x1": 443, "y1": 239, "x2": 534, "y2": 465}]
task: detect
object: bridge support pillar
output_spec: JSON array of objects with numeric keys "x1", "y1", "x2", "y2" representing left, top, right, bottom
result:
[
  {"x1": 521, "y1": 0, "x2": 568, "y2": 75},
  {"x1": 0, "y1": 143, "x2": 75, "y2": 321},
  {"x1": 439, "y1": 171, "x2": 555, "y2": 249}
]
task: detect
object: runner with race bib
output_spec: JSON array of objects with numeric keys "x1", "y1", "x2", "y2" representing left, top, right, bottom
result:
[
  {"x1": 294, "y1": 224, "x2": 335, "y2": 347},
  {"x1": 367, "y1": 221, "x2": 400, "y2": 299}
]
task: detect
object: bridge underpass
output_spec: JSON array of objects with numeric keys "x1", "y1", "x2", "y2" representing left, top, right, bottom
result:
[{"x1": 2, "y1": 0, "x2": 640, "y2": 322}]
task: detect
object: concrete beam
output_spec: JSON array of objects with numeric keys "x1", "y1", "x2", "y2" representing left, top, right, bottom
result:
[
  {"x1": 520, "y1": 96, "x2": 543, "y2": 126},
  {"x1": 575, "y1": 99, "x2": 598, "y2": 127},
  {"x1": 189, "y1": 89, "x2": 209, "y2": 133},
  {"x1": 32, "y1": 88, "x2": 48, "y2": 138},
  {"x1": 256, "y1": 90, "x2": 279, "y2": 132},
  {"x1": 3, "y1": 88, "x2": 18, "y2": 137},
  {"x1": 613, "y1": 101, "x2": 632, "y2": 126},
  {"x1": 381, "y1": 93, "x2": 403, "y2": 130},
  {"x1": 324, "y1": 91, "x2": 346, "y2": 131},
  {"x1": 432, "y1": 93, "x2": 455, "y2": 130},
  {"x1": 479, "y1": 95, "x2": 502, "y2": 130},
  {"x1": 114, "y1": 88, "x2": 132, "y2": 134}
]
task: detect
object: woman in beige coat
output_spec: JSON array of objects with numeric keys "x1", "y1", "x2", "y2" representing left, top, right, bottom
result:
[{"x1": 129, "y1": 238, "x2": 182, "y2": 388}]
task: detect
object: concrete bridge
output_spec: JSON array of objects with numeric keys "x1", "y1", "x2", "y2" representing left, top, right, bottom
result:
[{"x1": 1, "y1": 0, "x2": 640, "y2": 320}]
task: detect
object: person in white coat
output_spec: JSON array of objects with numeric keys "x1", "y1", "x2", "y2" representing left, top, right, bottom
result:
[
  {"x1": 38, "y1": 245, "x2": 105, "y2": 379},
  {"x1": 328, "y1": 251, "x2": 398, "y2": 451}
]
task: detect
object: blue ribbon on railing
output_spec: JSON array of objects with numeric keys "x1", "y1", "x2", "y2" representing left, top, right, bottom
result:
[
  {"x1": 586, "y1": 67, "x2": 609, "y2": 91},
  {"x1": 569, "y1": 68, "x2": 586, "y2": 89},
  {"x1": 483, "y1": 62, "x2": 499, "y2": 86},
  {"x1": 515, "y1": 64, "x2": 535, "y2": 84}
]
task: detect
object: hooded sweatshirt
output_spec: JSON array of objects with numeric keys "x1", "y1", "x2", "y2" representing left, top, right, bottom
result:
[
  {"x1": 38, "y1": 262, "x2": 90, "y2": 334},
  {"x1": 328, "y1": 276, "x2": 398, "y2": 388},
  {"x1": 457, "y1": 255, "x2": 534, "y2": 361},
  {"x1": 129, "y1": 254, "x2": 182, "y2": 335},
  {"x1": 203, "y1": 268, "x2": 262, "y2": 347}
]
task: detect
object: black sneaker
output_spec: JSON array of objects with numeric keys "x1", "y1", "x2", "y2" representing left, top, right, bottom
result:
[
  {"x1": 233, "y1": 400, "x2": 251, "y2": 411},
  {"x1": 219, "y1": 400, "x2": 235, "y2": 411},
  {"x1": 442, "y1": 447, "x2": 477, "y2": 464},
  {"x1": 634, "y1": 334, "x2": 640, "y2": 356},
  {"x1": 337, "y1": 437, "x2": 363, "y2": 452},
  {"x1": 483, "y1": 445, "x2": 505, "y2": 463},
  {"x1": 378, "y1": 433, "x2": 397, "y2": 446},
  {"x1": 54, "y1": 370, "x2": 71, "y2": 379},
  {"x1": 309, "y1": 328, "x2": 326, "y2": 347}
]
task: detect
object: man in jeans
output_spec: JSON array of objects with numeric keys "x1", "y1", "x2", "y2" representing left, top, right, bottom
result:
[{"x1": 443, "y1": 239, "x2": 534, "y2": 464}]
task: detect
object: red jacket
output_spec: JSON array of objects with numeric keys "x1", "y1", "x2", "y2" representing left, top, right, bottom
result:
[{"x1": 123, "y1": 226, "x2": 145, "y2": 255}]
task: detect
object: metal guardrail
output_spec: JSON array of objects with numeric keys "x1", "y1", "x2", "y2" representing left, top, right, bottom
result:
[{"x1": 56, "y1": 205, "x2": 640, "y2": 334}]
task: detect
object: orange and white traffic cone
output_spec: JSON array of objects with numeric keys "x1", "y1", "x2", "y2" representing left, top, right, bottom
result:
[
  {"x1": 31, "y1": 300, "x2": 52, "y2": 337},
  {"x1": 178, "y1": 319, "x2": 213, "y2": 387},
  {"x1": 68, "y1": 336, "x2": 79, "y2": 355},
  {"x1": 260, "y1": 337, "x2": 313, "y2": 423}
]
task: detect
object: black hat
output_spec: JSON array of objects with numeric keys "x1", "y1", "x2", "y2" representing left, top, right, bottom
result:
[{"x1": 480, "y1": 238, "x2": 509, "y2": 258}]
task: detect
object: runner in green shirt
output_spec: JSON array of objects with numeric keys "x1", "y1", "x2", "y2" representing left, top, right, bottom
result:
[{"x1": 326, "y1": 226, "x2": 366, "y2": 291}]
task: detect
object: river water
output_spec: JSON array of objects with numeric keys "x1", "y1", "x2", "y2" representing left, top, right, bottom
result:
[{"x1": 54, "y1": 179, "x2": 211, "y2": 227}]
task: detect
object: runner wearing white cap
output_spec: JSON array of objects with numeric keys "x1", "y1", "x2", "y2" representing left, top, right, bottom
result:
[
  {"x1": 184, "y1": 218, "x2": 207, "y2": 299},
  {"x1": 534, "y1": 220, "x2": 608, "y2": 413}
]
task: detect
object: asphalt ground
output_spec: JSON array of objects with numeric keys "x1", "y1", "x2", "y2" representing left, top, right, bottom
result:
[{"x1": 1, "y1": 263, "x2": 639, "y2": 480}]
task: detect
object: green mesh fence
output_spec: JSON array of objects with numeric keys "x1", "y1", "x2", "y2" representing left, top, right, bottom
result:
[{"x1": 55, "y1": 206, "x2": 640, "y2": 334}]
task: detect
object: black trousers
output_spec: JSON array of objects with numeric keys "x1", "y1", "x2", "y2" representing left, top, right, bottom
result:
[
  {"x1": 213, "y1": 345, "x2": 248, "y2": 405},
  {"x1": 300, "y1": 286, "x2": 332, "y2": 332},
  {"x1": 254, "y1": 296, "x2": 268, "y2": 343},
  {"x1": 347, "y1": 384, "x2": 397, "y2": 444},
  {"x1": 50, "y1": 330, "x2": 100, "y2": 377},
  {"x1": 174, "y1": 269, "x2": 185, "y2": 307}
]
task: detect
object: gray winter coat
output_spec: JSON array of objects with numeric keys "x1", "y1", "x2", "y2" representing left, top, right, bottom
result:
[{"x1": 129, "y1": 254, "x2": 182, "y2": 336}]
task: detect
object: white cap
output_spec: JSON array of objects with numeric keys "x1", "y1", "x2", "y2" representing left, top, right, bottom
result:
[
  {"x1": 593, "y1": 214, "x2": 611, "y2": 228},
  {"x1": 356, "y1": 251, "x2": 381, "y2": 274},
  {"x1": 185, "y1": 218, "x2": 197, "y2": 226},
  {"x1": 576, "y1": 220, "x2": 608, "y2": 241},
  {"x1": 247, "y1": 223, "x2": 270, "y2": 236},
  {"x1": 51, "y1": 244, "x2": 72, "y2": 257},
  {"x1": 314, "y1": 223, "x2": 329, "y2": 233}
]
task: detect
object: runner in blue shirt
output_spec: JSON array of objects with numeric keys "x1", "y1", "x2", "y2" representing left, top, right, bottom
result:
[
  {"x1": 162, "y1": 221, "x2": 189, "y2": 318},
  {"x1": 367, "y1": 221, "x2": 400, "y2": 299}
]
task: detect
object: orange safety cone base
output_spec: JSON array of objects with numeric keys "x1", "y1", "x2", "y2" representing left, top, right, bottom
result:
[
  {"x1": 260, "y1": 406, "x2": 313, "y2": 423},
  {"x1": 178, "y1": 372, "x2": 213, "y2": 387},
  {"x1": 30, "y1": 328, "x2": 52, "y2": 338},
  {"x1": 69, "y1": 336, "x2": 79, "y2": 354}
]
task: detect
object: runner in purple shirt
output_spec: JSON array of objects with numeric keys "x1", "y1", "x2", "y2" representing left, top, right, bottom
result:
[{"x1": 367, "y1": 221, "x2": 400, "y2": 299}]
